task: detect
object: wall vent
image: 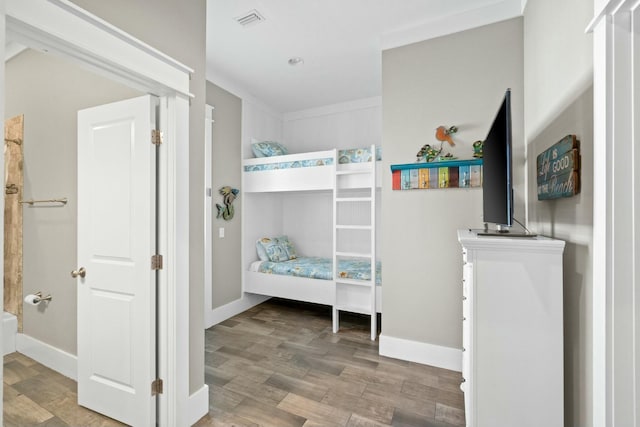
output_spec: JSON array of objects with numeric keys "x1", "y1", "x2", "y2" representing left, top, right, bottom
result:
[{"x1": 235, "y1": 9, "x2": 265, "y2": 27}]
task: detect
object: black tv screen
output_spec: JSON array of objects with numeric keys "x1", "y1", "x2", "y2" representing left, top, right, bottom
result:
[{"x1": 482, "y1": 89, "x2": 513, "y2": 228}]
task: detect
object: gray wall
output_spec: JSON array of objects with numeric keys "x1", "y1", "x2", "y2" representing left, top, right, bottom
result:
[
  {"x1": 381, "y1": 18, "x2": 524, "y2": 348},
  {"x1": 205, "y1": 82, "x2": 242, "y2": 308},
  {"x1": 69, "y1": 0, "x2": 207, "y2": 395},
  {"x1": 5, "y1": 49, "x2": 141, "y2": 354},
  {"x1": 523, "y1": 0, "x2": 594, "y2": 426}
]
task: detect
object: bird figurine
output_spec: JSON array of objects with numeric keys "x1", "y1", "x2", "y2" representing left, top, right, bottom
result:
[{"x1": 435, "y1": 125, "x2": 458, "y2": 147}]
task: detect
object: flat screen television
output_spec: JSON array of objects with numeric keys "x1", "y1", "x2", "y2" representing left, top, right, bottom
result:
[
  {"x1": 483, "y1": 89, "x2": 513, "y2": 228},
  {"x1": 478, "y1": 89, "x2": 535, "y2": 237}
]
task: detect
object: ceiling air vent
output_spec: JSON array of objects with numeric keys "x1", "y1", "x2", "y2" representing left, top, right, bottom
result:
[{"x1": 235, "y1": 9, "x2": 265, "y2": 27}]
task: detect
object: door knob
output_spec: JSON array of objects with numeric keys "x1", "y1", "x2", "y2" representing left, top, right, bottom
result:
[{"x1": 71, "y1": 267, "x2": 86, "y2": 278}]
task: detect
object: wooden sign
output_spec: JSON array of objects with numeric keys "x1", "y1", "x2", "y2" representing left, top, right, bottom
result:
[{"x1": 537, "y1": 135, "x2": 580, "y2": 200}]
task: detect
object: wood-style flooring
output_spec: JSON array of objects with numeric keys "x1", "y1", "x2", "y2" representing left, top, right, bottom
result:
[
  {"x1": 3, "y1": 298, "x2": 465, "y2": 426},
  {"x1": 3, "y1": 351, "x2": 125, "y2": 427},
  {"x1": 196, "y1": 298, "x2": 466, "y2": 427}
]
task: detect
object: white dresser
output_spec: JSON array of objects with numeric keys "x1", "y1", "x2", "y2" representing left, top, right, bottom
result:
[{"x1": 457, "y1": 229, "x2": 565, "y2": 427}]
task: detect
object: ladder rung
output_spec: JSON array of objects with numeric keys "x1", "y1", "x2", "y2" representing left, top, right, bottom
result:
[
  {"x1": 335, "y1": 278, "x2": 374, "y2": 287},
  {"x1": 335, "y1": 251, "x2": 371, "y2": 258},
  {"x1": 336, "y1": 224, "x2": 372, "y2": 230},
  {"x1": 335, "y1": 197, "x2": 372, "y2": 203}
]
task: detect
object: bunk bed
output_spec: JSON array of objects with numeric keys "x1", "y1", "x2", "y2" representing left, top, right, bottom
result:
[{"x1": 242, "y1": 144, "x2": 382, "y2": 339}]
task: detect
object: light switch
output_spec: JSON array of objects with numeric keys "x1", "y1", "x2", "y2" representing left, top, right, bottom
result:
[{"x1": 219, "y1": 227, "x2": 225, "y2": 238}]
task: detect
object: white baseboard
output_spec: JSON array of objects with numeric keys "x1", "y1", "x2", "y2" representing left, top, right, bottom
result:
[
  {"x1": 379, "y1": 334, "x2": 462, "y2": 372},
  {"x1": 16, "y1": 333, "x2": 77, "y2": 380},
  {"x1": 188, "y1": 384, "x2": 209, "y2": 426},
  {"x1": 204, "y1": 293, "x2": 270, "y2": 329}
]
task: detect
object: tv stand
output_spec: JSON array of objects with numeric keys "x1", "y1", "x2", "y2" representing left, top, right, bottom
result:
[
  {"x1": 458, "y1": 230, "x2": 565, "y2": 426},
  {"x1": 471, "y1": 228, "x2": 537, "y2": 238}
]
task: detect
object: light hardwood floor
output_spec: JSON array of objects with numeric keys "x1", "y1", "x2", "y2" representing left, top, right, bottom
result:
[
  {"x1": 196, "y1": 298, "x2": 466, "y2": 427},
  {"x1": 3, "y1": 352, "x2": 125, "y2": 427},
  {"x1": 3, "y1": 298, "x2": 465, "y2": 426}
]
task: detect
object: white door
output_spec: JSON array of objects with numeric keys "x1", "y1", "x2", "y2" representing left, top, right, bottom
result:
[{"x1": 76, "y1": 95, "x2": 158, "y2": 426}]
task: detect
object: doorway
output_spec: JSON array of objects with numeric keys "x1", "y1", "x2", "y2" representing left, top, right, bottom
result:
[
  {"x1": 3, "y1": 48, "x2": 150, "y2": 426},
  {"x1": 2, "y1": 1, "x2": 194, "y2": 425}
]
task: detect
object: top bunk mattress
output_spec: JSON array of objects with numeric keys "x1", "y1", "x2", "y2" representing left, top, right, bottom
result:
[
  {"x1": 244, "y1": 146, "x2": 382, "y2": 172},
  {"x1": 243, "y1": 145, "x2": 382, "y2": 192}
]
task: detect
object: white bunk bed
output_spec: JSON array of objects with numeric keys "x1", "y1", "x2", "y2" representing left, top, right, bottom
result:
[{"x1": 242, "y1": 145, "x2": 382, "y2": 339}]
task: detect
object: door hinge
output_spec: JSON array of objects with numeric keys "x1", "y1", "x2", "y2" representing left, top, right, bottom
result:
[
  {"x1": 152, "y1": 378, "x2": 163, "y2": 396},
  {"x1": 151, "y1": 129, "x2": 163, "y2": 145},
  {"x1": 151, "y1": 254, "x2": 163, "y2": 270}
]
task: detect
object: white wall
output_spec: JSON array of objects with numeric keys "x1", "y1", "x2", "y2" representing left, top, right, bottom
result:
[
  {"x1": 280, "y1": 99, "x2": 383, "y2": 261},
  {"x1": 241, "y1": 99, "x2": 284, "y2": 276},
  {"x1": 381, "y1": 18, "x2": 524, "y2": 362},
  {"x1": 523, "y1": 0, "x2": 594, "y2": 425},
  {"x1": 283, "y1": 97, "x2": 381, "y2": 153}
]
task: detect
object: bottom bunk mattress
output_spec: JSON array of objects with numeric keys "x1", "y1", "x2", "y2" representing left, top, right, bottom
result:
[
  {"x1": 249, "y1": 256, "x2": 381, "y2": 284},
  {"x1": 245, "y1": 257, "x2": 382, "y2": 312}
]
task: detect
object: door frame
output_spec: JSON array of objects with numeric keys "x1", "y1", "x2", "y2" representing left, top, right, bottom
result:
[
  {"x1": 588, "y1": 0, "x2": 640, "y2": 425},
  {"x1": 1, "y1": 0, "x2": 193, "y2": 425},
  {"x1": 204, "y1": 105, "x2": 214, "y2": 319}
]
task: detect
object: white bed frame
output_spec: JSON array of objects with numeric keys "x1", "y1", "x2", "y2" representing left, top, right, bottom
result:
[
  {"x1": 244, "y1": 270, "x2": 382, "y2": 313},
  {"x1": 243, "y1": 149, "x2": 383, "y2": 193},
  {"x1": 242, "y1": 147, "x2": 383, "y2": 323}
]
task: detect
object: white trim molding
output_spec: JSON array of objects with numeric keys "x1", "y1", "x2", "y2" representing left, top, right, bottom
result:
[
  {"x1": 379, "y1": 334, "x2": 462, "y2": 372},
  {"x1": 188, "y1": 385, "x2": 209, "y2": 426},
  {"x1": 588, "y1": 1, "x2": 640, "y2": 425},
  {"x1": 204, "y1": 104, "x2": 214, "y2": 321},
  {"x1": 205, "y1": 294, "x2": 270, "y2": 329},
  {"x1": 283, "y1": 96, "x2": 382, "y2": 122},
  {"x1": 6, "y1": 0, "x2": 192, "y2": 98},
  {"x1": 16, "y1": 334, "x2": 77, "y2": 381},
  {"x1": 381, "y1": 0, "x2": 522, "y2": 50}
]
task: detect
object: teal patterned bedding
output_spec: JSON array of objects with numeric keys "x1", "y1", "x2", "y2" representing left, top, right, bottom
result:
[
  {"x1": 244, "y1": 146, "x2": 381, "y2": 172},
  {"x1": 244, "y1": 158, "x2": 333, "y2": 172},
  {"x1": 254, "y1": 257, "x2": 381, "y2": 285},
  {"x1": 338, "y1": 146, "x2": 382, "y2": 164}
]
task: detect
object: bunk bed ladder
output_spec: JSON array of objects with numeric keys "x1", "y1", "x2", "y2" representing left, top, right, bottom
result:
[{"x1": 332, "y1": 145, "x2": 377, "y2": 340}]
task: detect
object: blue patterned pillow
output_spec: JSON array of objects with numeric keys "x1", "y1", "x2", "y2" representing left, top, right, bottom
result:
[
  {"x1": 256, "y1": 240, "x2": 269, "y2": 261},
  {"x1": 278, "y1": 236, "x2": 298, "y2": 260},
  {"x1": 252, "y1": 141, "x2": 288, "y2": 158},
  {"x1": 256, "y1": 236, "x2": 297, "y2": 262}
]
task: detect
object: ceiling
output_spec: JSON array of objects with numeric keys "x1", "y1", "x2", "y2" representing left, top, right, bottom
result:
[{"x1": 206, "y1": 0, "x2": 523, "y2": 113}]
